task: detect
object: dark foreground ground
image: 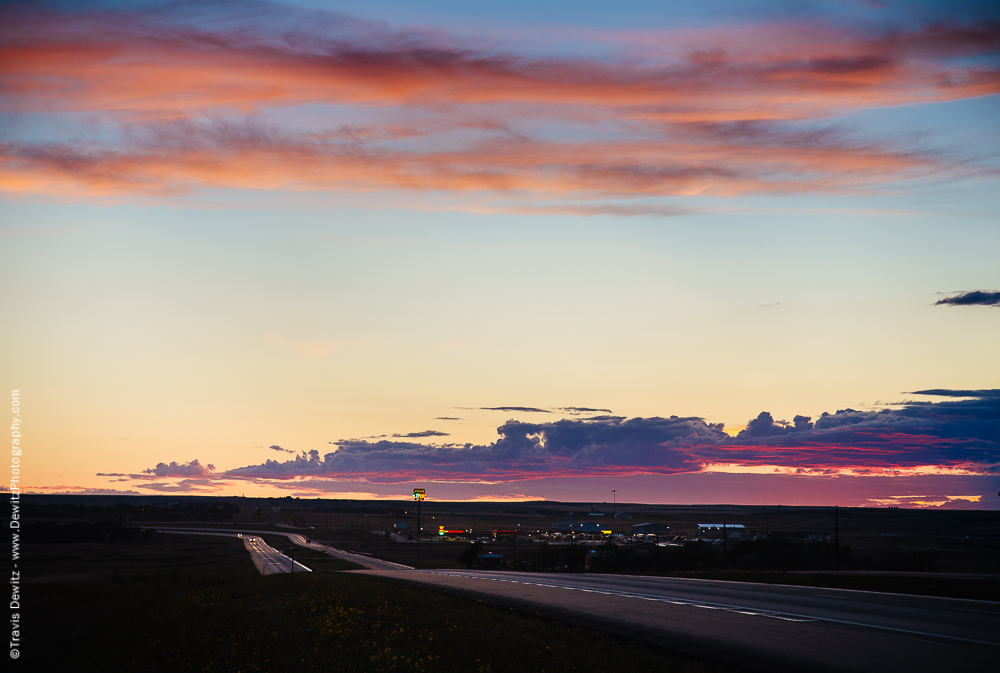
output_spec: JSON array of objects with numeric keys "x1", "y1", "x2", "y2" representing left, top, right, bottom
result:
[
  {"x1": 21, "y1": 533, "x2": 741, "y2": 673},
  {"x1": 17, "y1": 496, "x2": 1000, "y2": 671}
]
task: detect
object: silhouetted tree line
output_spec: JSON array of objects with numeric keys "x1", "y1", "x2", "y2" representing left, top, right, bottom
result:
[
  {"x1": 24, "y1": 502, "x2": 239, "y2": 522},
  {"x1": 23, "y1": 521, "x2": 156, "y2": 544}
]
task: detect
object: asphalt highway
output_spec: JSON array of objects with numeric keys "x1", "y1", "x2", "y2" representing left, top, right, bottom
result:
[
  {"x1": 283, "y1": 533, "x2": 412, "y2": 571},
  {"x1": 152, "y1": 527, "x2": 410, "y2": 571},
  {"x1": 361, "y1": 568, "x2": 1000, "y2": 673},
  {"x1": 242, "y1": 534, "x2": 312, "y2": 574},
  {"x1": 153, "y1": 527, "x2": 998, "y2": 671},
  {"x1": 153, "y1": 528, "x2": 311, "y2": 575}
]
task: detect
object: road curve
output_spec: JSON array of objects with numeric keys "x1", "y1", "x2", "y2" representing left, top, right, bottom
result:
[
  {"x1": 282, "y1": 533, "x2": 412, "y2": 571},
  {"x1": 360, "y1": 569, "x2": 999, "y2": 673},
  {"x1": 151, "y1": 526, "x2": 410, "y2": 571},
  {"x1": 152, "y1": 528, "x2": 310, "y2": 575}
]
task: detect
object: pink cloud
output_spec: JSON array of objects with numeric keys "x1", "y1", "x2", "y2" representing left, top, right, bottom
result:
[{"x1": 1, "y1": 3, "x2": 996, "y2": 204}]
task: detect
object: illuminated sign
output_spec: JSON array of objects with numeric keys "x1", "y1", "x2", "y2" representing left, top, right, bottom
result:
[{"x1": 413, "y1": 488, "x2": 426, "y2": 500}]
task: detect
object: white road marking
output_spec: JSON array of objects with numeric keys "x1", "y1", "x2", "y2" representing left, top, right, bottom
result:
[{"x1": 414, "y1": 571, "x2": 1000, "y2": 644}]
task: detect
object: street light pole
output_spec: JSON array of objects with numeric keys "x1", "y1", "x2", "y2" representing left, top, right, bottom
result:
[{"x1": 612, "y1": 490, "x2": 617, "y2": 536}]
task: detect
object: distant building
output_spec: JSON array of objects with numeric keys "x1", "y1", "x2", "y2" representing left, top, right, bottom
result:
[
  {"x1": 614, "y1": 512, "x2": 632, "y2": 519},
  {"x1": 476, "y1": 552, "x2": 506, "y2": 569},
  {"x1": 553, "y1": 521, "x2": 604, "y2": 533},
  {"x1": 697, "y1": 524, "x2": 745, "y2": 533},
  {"x1": 393, "y1": 522, "x2": 406, "y2": 529},
  {"x1": 632, "y1": 523, "x2": 670, "y2": 535}
]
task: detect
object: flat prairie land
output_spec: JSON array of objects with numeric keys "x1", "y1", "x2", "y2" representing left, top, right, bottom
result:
[{"x1": 22, "y1": 533, "x2": 741, "y2": 673}]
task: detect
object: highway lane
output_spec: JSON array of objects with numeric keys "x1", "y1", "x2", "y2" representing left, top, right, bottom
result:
[
  {"x1": 282, "y1": 533, "x2": 412, "y2": 571},
  {"x1": 361, "y1": 569, "x2": 999, "y2": 673},
  {"x1": 242, "y1": 535, "x2": 312, "y2": 575},
  {"x1": 152, "y1": 528, "x2": 310, "y2": 575},
  {"x1": 150, "y1": 528, "x2": 998, "y2": 670},
  {"x1": 152, "y1": 527, "x2": 410, "y2": 571}
]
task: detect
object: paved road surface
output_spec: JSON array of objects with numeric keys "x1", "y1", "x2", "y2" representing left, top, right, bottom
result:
[
  {"x1": 153, "y1": 527, "x2": 409, "y2": 571},
  {"x1": 282, "y1": 533, "x2": 411, "y2": 571},
  {"x1": 243, "y1": 535, "x2": 312, "y2": 575},
  {"x1": 154, "y1": 527, "x2": 998, "y2": 671},
  {"x1": 361, "y1": 568, "x2": 999, "y2": 673},
  {"x1": 153, "y1": 528, "x2": 311, "y2": 575}
]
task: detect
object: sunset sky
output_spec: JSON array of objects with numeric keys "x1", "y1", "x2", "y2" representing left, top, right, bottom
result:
[{"x1": 1, "y1": 0, "x2": 997, "y2": 508}]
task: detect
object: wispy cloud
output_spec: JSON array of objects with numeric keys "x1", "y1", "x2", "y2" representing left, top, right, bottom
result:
[
  {"x1": 392, "y1": 430, "x2": 450, "y2": 438},
  {"x1": 935, "y1": 290, "x2": 1000, "y2": 307},
  {"x1": 34, "y1": 487, "x2": 143, "y2": 495},
  {"x1": 2, "y1": 1, "x2": 996, "y2": 206},
  {"x1": 140, "y1": 479, "x2": 229, "y2": 493},
  {"x1": 479, "y1": 406, "x2": 552, "y2": 413}
]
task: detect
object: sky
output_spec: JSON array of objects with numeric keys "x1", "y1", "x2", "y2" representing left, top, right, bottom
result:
[{"x1": 1, "y1": 0, "x2": 998, "y2": 509}]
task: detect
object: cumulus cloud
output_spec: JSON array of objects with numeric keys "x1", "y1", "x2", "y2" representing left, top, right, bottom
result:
[
  {"x1": 712, "y1": 390, "x2": 1000, "y2": 474},
  {"x1": 119, "y1": 391, "x2": 1000, "y2": 486},
  {"x1": 225, "y1": 416, "x2": 722, "y2": 482},
  {"x1": 737, "y1": 412, "x2": 814, "y2": 437},
  {"x1": 935, "y1": 290, "x2": 1000, "y2": 307},
  {"x1": 279, "y1": 391, "x2": 997, "y2": 480},
  {"x1": 142, "y1": 459, "x2": 217, "y2": 477}
]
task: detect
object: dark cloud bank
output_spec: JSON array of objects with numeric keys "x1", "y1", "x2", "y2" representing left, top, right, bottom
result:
[{"x1": 219, "y1": 390, "x2": 1000, "y2": 483}]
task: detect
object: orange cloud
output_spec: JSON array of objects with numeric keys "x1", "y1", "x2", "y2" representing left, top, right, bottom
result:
[
  {"x1": 1, "y1": 3, "x2": 996, "y2": 203},
  {"x1": 0, "y1": 125, "x2": 950, "y2": 202},
  {"x1": 3, "y1": 9, "x2": 998, "y2": 119}
]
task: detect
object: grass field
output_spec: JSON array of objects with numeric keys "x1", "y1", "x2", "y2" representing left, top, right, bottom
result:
[
  {"x1": 24, "y1": 533, "x2": 740, "y2": 673},
  {"x1": 289, "y1": 528, "x2": 1000, "y2": 602}
]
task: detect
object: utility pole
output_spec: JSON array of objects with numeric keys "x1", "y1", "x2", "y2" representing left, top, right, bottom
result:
[
  {"x1": 722, "y1": 523, "x2": 727, "y2": 570},
  {"x1": 835, "y1": 505, "x2": 840, "y2": 571}
]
